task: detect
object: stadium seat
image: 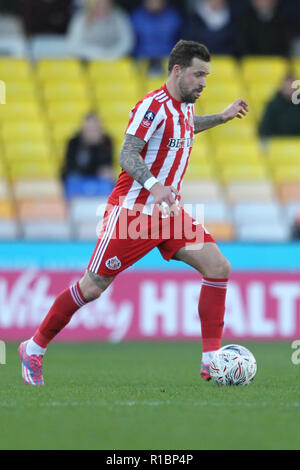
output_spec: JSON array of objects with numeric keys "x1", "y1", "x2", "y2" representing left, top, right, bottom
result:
[
  {"x1": 88, "y1": 59, "x2": 138, "y2": 83},
  {"x1": 232, "y1": 201, "x2": 282, "y2": 225},
  {"x1": 46, "y1": 101, "x2": 92, "y2": 124},
  {"x1": 70, "y1": 197, "x2": 107, "y2": 224},
  {"x1": 13, "y1": 179, "x2": 63, "y2": 200},
  {"x1": 18, "y1": 199, "x2": 68, "y2": 222},
  {"x1": 219, "y1": 162, "x2": 268, "y2": 182},
  {"x1": 202, "y1": 201, "x2": 231, "y2": 223},
  {"x1": 29, "y1": 35, "x2": 69, "y2": 60},
  {"x1": 184, "y1": 161, "x2": 216, "y2": 180},
  {"x1": 0, "y1": 220, "x2": 19, "y2": 239},
  {"x1": 236, "y1": 222, "x2": 289, "y2": 242},
  {"x1": 181, "y1": 180, "x2": 223, "y2": 202},
  {"x1": 208, "y1": 120, "x2": 256, "y2": 142},
  {"x1": 36, "y1": 59, "x2": 84, "y2": 82},
  {"x1": 1, "y1": 121, "x2": 50, "y2": 143},
  {"x1": 0, "y1": 102, "x2": 42, "y2": 122},
  {"x1": 64, "y1": 176, "x2": 115, "y2": 199},
  {"x1": 0, "y1": 58, "x2": 33, "y2": 81},
  {"x1": 271, "y1": 164, "x2": 300, "y2": 183},
  {"x1": 22, "y1": 220, "x2": 72, "y2": 240},
  {"x1": 5, "y1": 81, "x2": 38, "y2": 102},
  {"x1": 204, "y1": 222, "x2": 235, "y2": 241},
  {"x1": 268, "y1": 138, "x2": 300, "y2": 162},
  {"x1": 277, "y1": 182, "x2": 300, "y2": 203},
  {"x1": 74, "y1": 221, "x2": 100, "y2": 241},
  {"x1": 226, "y1": 180, "x2": 275, "y2": 203},
  {"x1": 215, "y1": 142, "x2": 264, "y2": 165},
  {"x1": 0, "y1": 179, "x2": 11, "y2": 200},
  {"x1": 0, "y1": 200, "x2": 15, "y2": 219},
  {"x1": 241, "y1": 56, "x2": 288, "y2": 85},
  {"x1": 283, "y1": 201, "x2": 300, "y2": 228},
  {"x1": 209, "y1": 55, "x2": 239, "y2": 81},
  {"x1": 42, "y1": 80, "x2": 90, "y2": 103},
  {"x1": 4, "y1": 141, "x2": 53, "y2": 162},
  {"x1": 9, "y1": 161, "x2": 57, "y2": 180}
]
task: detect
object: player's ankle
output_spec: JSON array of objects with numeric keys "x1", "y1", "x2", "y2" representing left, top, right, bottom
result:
[{"x1": 26, "y1": 337, "x2": 47, "y2": 356}]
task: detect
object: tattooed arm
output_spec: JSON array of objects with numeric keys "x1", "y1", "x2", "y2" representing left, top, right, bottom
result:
[
  {"x1": 119, "y1": 133, "x2": 179, "y2": 214},
  {"x1": 118, "y1": 134, "x2": 152, "y2": 186},
  {"x1": 194, "y1": 114, "x2": 224, "y2": 134},
  {"x1": 194, "y1": 98, "x2": 249, "y2": 134}
]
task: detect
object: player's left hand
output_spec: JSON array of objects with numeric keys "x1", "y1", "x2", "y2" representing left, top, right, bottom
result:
[{"x1": 221, "y1": 99, "x2": 249, "y2": 123}]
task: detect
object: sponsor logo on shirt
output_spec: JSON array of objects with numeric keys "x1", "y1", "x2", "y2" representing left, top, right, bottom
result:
[
  {"x1": 167, "y1": 137, "x2": 194, "y2": 149},
  {"x1": 141, "y1": 110, "x2": 156, "y2": 128}
]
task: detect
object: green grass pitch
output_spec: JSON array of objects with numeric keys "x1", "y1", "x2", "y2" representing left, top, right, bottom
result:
[{"x1": 1, "y1": 341, "x2": 300, "y2": 450}]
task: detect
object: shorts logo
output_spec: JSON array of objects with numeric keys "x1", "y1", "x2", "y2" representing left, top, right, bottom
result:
[
  {"x1": 141, "y1": 110, "x2": 156, "y2": 128},
  {"x1": 105, "y1": 256, "x2": 122, "y2": 270}
]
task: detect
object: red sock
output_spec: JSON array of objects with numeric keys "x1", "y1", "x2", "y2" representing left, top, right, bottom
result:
[
  {"x1": 33, "y1": 282, "x2": 87, "y2": 348},
  {"x1": 198, "y1": 277, "x2": 228, "y2": 352}
]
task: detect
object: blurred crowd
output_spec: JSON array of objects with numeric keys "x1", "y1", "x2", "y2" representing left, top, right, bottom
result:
[{"x1": 0, "y1": 0, "x2": 300, "y2": 59}]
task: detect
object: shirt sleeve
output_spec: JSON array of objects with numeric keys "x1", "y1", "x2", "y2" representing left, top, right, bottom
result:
[{"x1": 125, "y1": 95, "x2": 164, "y2": 142}]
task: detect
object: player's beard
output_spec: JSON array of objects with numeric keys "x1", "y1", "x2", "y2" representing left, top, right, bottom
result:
[{"x1": 178, "y1": 77, "x2": 202, "y2": 103}]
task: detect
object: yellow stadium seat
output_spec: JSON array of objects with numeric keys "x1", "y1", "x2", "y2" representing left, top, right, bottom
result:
[
  {"x1": 9, "y1": 161, "x2": 57, "y2": 180},
  {"x1": 88, "y1": 59, "x2": 137, "y2": 83},
  {"x1": 36, "y1": 59, "x2": 84, "y2": 81},
  {"x1": 268, "y1": 138, "x2": 300, "y2": 157},
  {"x1": 42, "y1": 81, "x2": 90, "y2": 102},
  {"x1": 184, "y1": 161, "x2": 216, "y2": 180},
  {"x1": 208, "y1": 119, "x2": 256, "y2": 142},
  {"x1": 209, "y1": 56, "x2": 239, "y2": 81},
  {"x1": 94, "y1": 82, "x2": 141, "y2": 105},
  {"x1": 5, "y1": 81, "x2": 38, "y2": 102},
  {"x1": 220, "y1": 162, "x2": 268, "y2": 182},
  {"x1": 201, "y1": 82, "x2": 244, "y2": 105},
  {"x1": 0, "y1": 200, "x2": 15, "y2": 219},
  {"x1": 0, "y1": 58, "x2": 33, "y2": 80},
  {"x1": 4, "y1": 142, "x2": 53, "y2": 162},
  {"x1": 0, "y1": 159, "x2": 7, "y2": 178},
  {"x1": 99, "y1": 101, "x2": 131, "y2": 122},
  {"x1": 247, "y1": 82, "x2": 278, "y2": 105},
  {"x1": 0, "y1": 102, "x2": 42, "y2": 122},
  {"x1": 46, "y1": 101, "x2": 92, "y2": 123},
  {"x1": 242, "y1": 56, "x2": 289, "y2": 85},
  {"x1": 1, "y1": 121, "x2": 50, "y2": 143},
  {"x1": 271, "y1": 164, "x2": 300, "y2": 183},
  {"x1": 51, "y1": 121, "x2": 79, "y2": 146},
  {"x1": 215, "y1": 142, "x2": 264, "y2": 165}
]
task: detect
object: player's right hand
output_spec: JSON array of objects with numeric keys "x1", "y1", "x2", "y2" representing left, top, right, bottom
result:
[{"x1": 150, "y1": 182, "x2": 179, "y2": 216}]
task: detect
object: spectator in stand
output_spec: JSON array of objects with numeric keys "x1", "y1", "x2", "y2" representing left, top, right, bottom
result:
[
  {"x1": 238, "y1": 0, "x2": 293, "y2": 57},
  {"x1": 66, "y1": 0, "x2": 134, "y2": 60},
  {"x1": 182, "y1": 0, "x2": 238, "y2": 56},
  {"x1": 21, "y1": 0, "x2": 73, "y2": 35},
  {"x1": 258, "y1": 74, "x2": 300, "y2": 139},
  {"x1": 61, "y1": 112, "x2": 115, "y2": 184},
  {"x1": 131, "y1": 0, "x2": 182, "y2": 75}
]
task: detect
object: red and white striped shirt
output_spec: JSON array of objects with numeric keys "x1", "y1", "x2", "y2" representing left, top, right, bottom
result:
[{"x1": 108, "y1": 84, "x2": 195, "y2": 215}]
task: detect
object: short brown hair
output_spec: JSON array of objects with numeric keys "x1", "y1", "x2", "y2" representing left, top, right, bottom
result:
[{"x1": 168, "y1": 40, "x2": 210, "y2": 74}]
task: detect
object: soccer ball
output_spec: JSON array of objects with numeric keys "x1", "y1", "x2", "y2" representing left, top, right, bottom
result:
[{"x1": 209, "y1": 344, "x2": 257, "y2": 386}]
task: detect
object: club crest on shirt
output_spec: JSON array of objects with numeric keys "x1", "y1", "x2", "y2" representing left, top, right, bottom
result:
[
  {"x1": 105, "y1": 256, "x2": 122, "y2": 270},
  {"x1": 141, "y1": 110, "x2": 156, "y2": 128}
]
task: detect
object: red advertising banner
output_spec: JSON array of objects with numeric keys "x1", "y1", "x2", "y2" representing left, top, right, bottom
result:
[{"x1": 0, "y1": 269, "x2": 300, "y2": 341}]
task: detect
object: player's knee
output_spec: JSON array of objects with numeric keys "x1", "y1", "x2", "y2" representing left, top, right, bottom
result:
[
  {"x1": 82, "y1": 282, "x2": 102, "y2": 302},
  {"x1": 79, "y1": 271, "x2": 114, "y2": 301},
  {"x1": 204, "y1": 257, "x2": 231, "y2": 279}
]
